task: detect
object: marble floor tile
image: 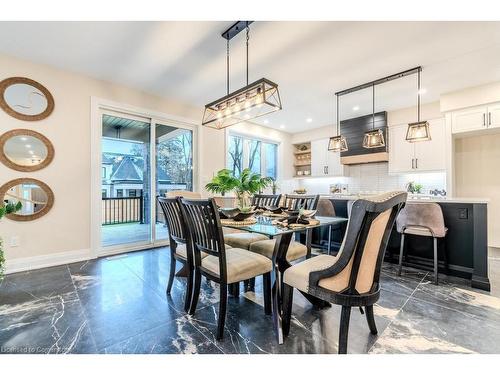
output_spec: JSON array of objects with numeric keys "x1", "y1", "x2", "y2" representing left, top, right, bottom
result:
[
  {"x1": 101, "y1": 317, "x2": 222, "y2": 354},
  {"x1": 0, "y1": 291, "x2": 96, "y2": 354},
  {"x1": 379, "y1": 263, "x2": 428, "y2": 297},
  {"x1": 0, "y1": 265, "x2": 76, "y2": 306},
  {"x1": 369, "y1": 297, "x2": 500, "y2": 354},
  {"x1": 68, "y1": 257, "x2": 181, "y2": 350}
]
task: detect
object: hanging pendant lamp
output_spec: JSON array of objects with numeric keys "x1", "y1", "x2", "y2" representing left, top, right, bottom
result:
[
  {"x1": 328, "y1": 94, "x2": 348, "y2": 152},
  {"x1": 202, "y1": 21, "x2": 282, "y2": 130},
  {"x1": 406, "y1": 68, "x2": 431, "y2": 142},
  {"x1": 363, "y1": 83, "x2": 385, "y2": 149}
]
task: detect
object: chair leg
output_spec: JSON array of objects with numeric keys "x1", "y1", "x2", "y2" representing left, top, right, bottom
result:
[
  {"x1": 282, "y1": 283, "x2": 294, "y2": 337},
  {"x1": 183, "y1": 265, "x2": 194, "y2": 312},
  {"x1": 229, "y1": 282, "x2": 240, "y2": 297},
  {"x1": 338, "y1": 306, "x2": 351, "y2": 354},
  {"x1": 365, "y1": 305, "x2": 377, "y2": 335},
  {"x1": 166, "y1": 254, "x2": 176, "y2": 295},
  {"x1": 433, "y1": 237, "x2": 439, "y2": 285},
  {"x1": 263, "y1": 273, "x2": 271, "y2": 315},
  {"x1": 188, "y1": 269, "x2": 201, "y2": 315},
  {"x1": 216, "y1": 283, "x2": 228, "y2": 340},
  {"x1": 398, "y1": 234, "x2": 405, "y2": 276}
]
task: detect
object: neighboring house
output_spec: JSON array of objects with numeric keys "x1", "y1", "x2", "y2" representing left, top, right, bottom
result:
[{"x1": 101, "y1": 152, "x2": 187, "y2": 198}]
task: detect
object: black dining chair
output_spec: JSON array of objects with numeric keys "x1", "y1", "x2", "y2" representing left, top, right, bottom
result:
[
  {"x1": 251, "y1": 193, "x2": 282, "y2": 208},
  {"x1": 157, "y1": 196, "x2": 196, "y2": 312},
  {"x1": 180, "y1": 198, "x2": 273, "y2": 340},
  {"x1": 281, "y1": 191, "x2": 407, "y2": 354}
]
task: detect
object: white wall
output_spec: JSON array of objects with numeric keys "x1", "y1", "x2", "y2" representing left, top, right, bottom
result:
[
  {"x1": 441, "y1": 81, "x2": 500, "y2": 113},
  {"x1": 0, "y1": 53, "x2": 290, "y2": 271}
]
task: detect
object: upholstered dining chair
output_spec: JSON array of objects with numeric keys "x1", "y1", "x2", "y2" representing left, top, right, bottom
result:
[
  {"x1": 396, "y1": 202, "x2": 447, "y2": 285},
  {"x1": 180, "y1": 198, "x2": 273, "y2": 340},
  {"x1": 157, "y1": 196, "x2": 198, "y2": 312},
  {"x1": 281, "y1": 191, "x2": 407, "y2": 354},
  {"x1": 251, "y1": 193, "x2": 282, "y2": 208}
]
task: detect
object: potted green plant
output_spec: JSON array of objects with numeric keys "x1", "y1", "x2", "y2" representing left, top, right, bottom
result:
[
  {"x1": 0, "y1": 201, "x2": 22, "y2": 280},
  {"x1": 205, "y1": 169, "x2": 239, "y2": 197},
  {"x1": 233, "y1": 168, "x2": 273, "y2": 209}
]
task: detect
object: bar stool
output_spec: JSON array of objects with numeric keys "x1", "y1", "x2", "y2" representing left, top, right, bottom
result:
[{"x1": 396, "y1": 202, "x2": 447, "y2": 285}]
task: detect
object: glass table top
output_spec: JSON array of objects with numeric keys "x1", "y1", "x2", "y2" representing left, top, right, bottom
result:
[{"x1": 221, "y1": 215, "x2": 348, "y2": 238}]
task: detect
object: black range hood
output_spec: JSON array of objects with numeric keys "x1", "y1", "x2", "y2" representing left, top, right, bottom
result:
[{"x1": 340, "y1": 111, "x2": 388, "y2": 165}]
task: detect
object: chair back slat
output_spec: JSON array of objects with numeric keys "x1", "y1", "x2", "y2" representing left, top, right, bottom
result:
[
  {"x1": 180, "y1": 198, "x2": 226, "y2": 259},
  {"x1": 284, "y1": 194, "x2": 320, "y2": 210},
  {"x1": 157, "y1": 196, "x2": 186, "y2": 243},
  {"x1": 251, "y1": 194, "x2": 282, "y2": 208}
]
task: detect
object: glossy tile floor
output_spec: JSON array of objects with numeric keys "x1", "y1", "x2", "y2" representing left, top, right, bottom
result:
[{"x1": 1, "y1": 247, "x2": 500, "y2": 354}]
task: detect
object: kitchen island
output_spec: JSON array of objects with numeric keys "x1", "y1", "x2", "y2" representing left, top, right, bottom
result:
[{"x1": 320, "y1": 195, "x2": 490, "y2": 291}]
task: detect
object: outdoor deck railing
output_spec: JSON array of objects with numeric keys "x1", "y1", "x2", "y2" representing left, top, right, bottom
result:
[{"x1": 102, "y1": 196, "x2": 144, "y2": 225}]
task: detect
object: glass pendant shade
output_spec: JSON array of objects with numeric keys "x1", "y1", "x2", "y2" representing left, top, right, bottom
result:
[
  {"x1": 363, "y1": 129, "x2": 385, "y2": 149},
  {"x1": 202, "y1": 78, "x2": 281, "y2": 129},
  {"x1": 328, "y1": 135, "x2": 348, "y2": 152},
  {"x1": 406, "y1": 121, "x2": 431, "y2": 142}
]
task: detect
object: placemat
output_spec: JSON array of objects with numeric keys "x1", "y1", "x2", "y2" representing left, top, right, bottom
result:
[{"x1": 220, "y1": 218, "x2": 257, "y2": 226}]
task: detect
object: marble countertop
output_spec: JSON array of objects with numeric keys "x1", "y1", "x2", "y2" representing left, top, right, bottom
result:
[{"x1": 320, "y1": 194, "x2": 489, "y2": 204}]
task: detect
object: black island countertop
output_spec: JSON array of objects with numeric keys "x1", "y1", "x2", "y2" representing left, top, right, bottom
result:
[{"x1": 312, "y1": 195, "x2": 490, "y2": 291}]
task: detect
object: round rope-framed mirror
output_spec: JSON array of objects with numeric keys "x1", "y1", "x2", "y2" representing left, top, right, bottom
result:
[
  {"x1": 0, "y1": 77, "x2": 54, "y2": 121},
  {"x1": 0, "y1": 129, "x2": 55, "y2": 172},
  {"x1": 0, "y1": 178, "x2": 54, "y2": 221}
]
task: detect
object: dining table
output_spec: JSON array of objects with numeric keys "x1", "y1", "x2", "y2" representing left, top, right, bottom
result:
[{"x1": 222, "y1": 214, "x2": 349, "y2": 344}]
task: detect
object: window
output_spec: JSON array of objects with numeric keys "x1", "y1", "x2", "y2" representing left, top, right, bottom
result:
[
  {"x1": 102, "y1": 167, "x2": 107, "y2": 179},
  {"x1": 116, "y1": 189, "x2": 123, "y2": 198},
  {"x1": 227, "y1": 134, "x2": 278, "y2": 179},
  {"x1": 128, "y1": 190, "x2": 137, "y2": 197},
  {"x1": 102, "y1": 189, "x2": 107, "y2": 198}
]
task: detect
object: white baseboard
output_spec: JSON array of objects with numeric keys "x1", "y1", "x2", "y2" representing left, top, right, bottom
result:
[{"x1": 5, "y1": 248, "x2": 94, "y2": 275}]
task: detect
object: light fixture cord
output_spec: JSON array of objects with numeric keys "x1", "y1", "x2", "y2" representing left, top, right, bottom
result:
[
  {"x1": 226, "y1": 39, "x2": 230, "y2": 95},
  {"x1": 336, "y1": 94, "x2": 340, "y2": 135},
  {"x1": 246, "y1": 24, "x2": 249, "y2": 86},
  {"x1": 372, "y1": 83, "x2": 375, "y2": 130},
  {"x1": 417, "y1": 68, "x2": 421, "y2": 122}
]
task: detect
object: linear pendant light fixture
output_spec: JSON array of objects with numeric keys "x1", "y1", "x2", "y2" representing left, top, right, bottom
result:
[
  {"x1": 363, "y1": 83, "x2": 385, "y2": 149},
  {"x1": 328, "y1": 94, "x2": 348, "y2": 152},
  {"x1": 406, "y1": 67, "x2": 431, "y2": 142},
  {"x1": 202, "y1": 21, "x2": 282, "y2": 129}
]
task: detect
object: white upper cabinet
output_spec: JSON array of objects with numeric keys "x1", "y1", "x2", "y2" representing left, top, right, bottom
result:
[
  {"x1": 414, "y1": 118, "x2": 446, "y2": 172},
  {"x1": 388, "y1": 124, "x2": 415, "y2": 173},
  {"x1": 451, "y1": 102, "x2": 500, "y2": 134},
  {"x1": 451, "y1": 105, "x2": 487, "y2": 134},
  {"x1": 389, "y1": 118, "x2": 446, "y2": 174},
  {"x1": 311, "y1": 138, "x2": 328, "y2": 176},
  {"x1": 310, "y1": 138, "x2": 345, "y2": 177},
  {"x1": 487, "y1": 102, "x2": 500, "y2": 129}
]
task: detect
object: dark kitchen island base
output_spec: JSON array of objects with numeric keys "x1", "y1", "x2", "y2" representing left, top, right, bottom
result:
[{"x1": 313, "y1": 198, "x2": 491, "y2": 292}]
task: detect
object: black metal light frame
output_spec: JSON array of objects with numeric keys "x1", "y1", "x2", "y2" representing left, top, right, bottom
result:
[
  {"x1": 328, "y1": 94, "x2": 348, "y2": 152},
  {"x1": 406, "y1": 67, "x2": 431, "y2": 142},
  {"x1": 202, "y1": 21, "x2": 282, "y2": 129}
]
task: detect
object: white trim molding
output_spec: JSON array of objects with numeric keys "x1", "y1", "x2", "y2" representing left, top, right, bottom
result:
[{"x1": 5, "y1": 248, "x2": 93, "y2": 275}]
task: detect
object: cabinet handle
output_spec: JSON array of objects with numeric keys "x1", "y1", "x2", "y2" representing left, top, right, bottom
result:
[
  {"x1": 416, "y1": 158, "x2": 418, "y2": 169},
  {"x1": 326, "y1": 166, "x2": 329, "y2": 174},
  {"x1": 411, "y1": 159, "x2": 414, "y2": 169},
  {"x1": 483, "y1": 113, "x2": 486, "y2": 126},
  {"x1": 489, "y1": 112, "x2": 492, "y2": 126}
]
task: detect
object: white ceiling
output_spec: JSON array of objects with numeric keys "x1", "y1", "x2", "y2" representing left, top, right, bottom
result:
[{"x1": 1, "y1": 21, "x2": 500, "y2": 133}]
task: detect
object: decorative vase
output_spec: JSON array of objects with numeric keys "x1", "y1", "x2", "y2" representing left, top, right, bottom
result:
[{"x1": 235, "y1": 191, "x2": 251, "y2": 209}]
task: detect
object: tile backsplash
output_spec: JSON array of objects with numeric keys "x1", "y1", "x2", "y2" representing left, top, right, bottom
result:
[{"x1": 291, "y1": 162, "x2": 446, "y2": 195}]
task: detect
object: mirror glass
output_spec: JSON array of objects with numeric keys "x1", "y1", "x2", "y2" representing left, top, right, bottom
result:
[
  {"x1": 3, "y1": 182, "x2": 49, "y2": 216},
  {"x1": 3, "y1": 134, "x2": 49, "y2": 166},
  {"x1": 3, "y1": 83, "x2": 49, "y2": 116}
]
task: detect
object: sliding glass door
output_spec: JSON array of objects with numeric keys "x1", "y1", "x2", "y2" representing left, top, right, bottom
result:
[{"x1": 99, "y1": 110, "x2": 194, "y2": 252}]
